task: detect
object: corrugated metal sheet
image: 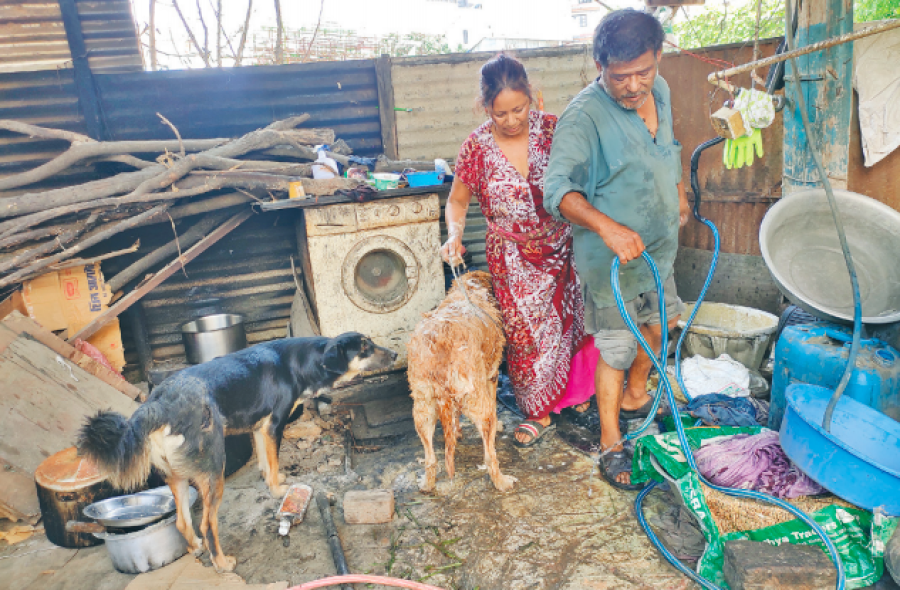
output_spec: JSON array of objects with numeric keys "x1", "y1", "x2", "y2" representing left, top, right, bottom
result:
[
  {"x1": 392, "y1": 45, "x2": 594, "y2": 161},
  {"x1": 0, "y1": 69, "x2": 89, "y2": 177},
  {"x1": 93, "y1": 59, "x2": 383, "y2": 155},
  {"x1": 104, "y1": 212, "x2": 299, "y2": 366},
  {"x1": 0, "y1": 0, "x2": 142, "y2": 74}
]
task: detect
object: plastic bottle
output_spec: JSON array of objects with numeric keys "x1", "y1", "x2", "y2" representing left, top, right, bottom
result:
[{"x1": 312, "y1": 146, "x2": 338, "y2": 180}]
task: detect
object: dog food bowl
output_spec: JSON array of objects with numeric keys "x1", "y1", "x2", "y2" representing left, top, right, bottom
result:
[
  {"x1": 181, "y1": 313, "x2": 247, "y2": 364},
  {"x1": 760, "y1": 188, "x2": 900, "y2": 324}
]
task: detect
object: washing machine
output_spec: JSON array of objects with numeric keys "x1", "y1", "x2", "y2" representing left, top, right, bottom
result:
[{"x1": 300, "y1": 192, "x2": 444, "y2": 368}]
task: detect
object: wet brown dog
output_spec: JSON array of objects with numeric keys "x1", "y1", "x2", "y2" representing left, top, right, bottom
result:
[{"x1": 408, "y1": 270, "x2": 517, "y2": 492}]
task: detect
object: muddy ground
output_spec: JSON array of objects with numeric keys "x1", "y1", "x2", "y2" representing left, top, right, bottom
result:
[{"x1": 4, "y1": 377, "x2": 896, "y2": 590}]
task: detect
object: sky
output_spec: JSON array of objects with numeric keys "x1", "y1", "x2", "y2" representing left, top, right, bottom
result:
[
  {"x1": 131, "y1": 0, "x2": 644, "y2": 68},
  {"x1": 128, "y1": 0, "x2": 747, "y2": 70}
]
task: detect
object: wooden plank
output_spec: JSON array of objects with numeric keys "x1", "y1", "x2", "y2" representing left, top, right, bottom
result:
[
  {"x1": 69, "y1": 209, "x2": 253, "y2": 342},
  {"x1": 1, "y1": 312, "x2": 142, "y2": 400},
  {"x1": 0, "y1": 334, "x2": 138, "y2": 521},
  {"x1": 375, "y1": 54, "x2": 399, "y2": 161}
]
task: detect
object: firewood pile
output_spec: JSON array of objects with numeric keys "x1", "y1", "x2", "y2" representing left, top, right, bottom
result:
[{"x1": 0, "y1": 114, "x2": 427, "y2": 294}]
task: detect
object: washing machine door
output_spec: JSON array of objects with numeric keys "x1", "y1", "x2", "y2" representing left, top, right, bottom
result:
[{"x1": 342, "y1": 235, "x2": 420, "y2": 314}]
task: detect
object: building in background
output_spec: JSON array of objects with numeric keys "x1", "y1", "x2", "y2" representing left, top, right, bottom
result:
[{"x1": 570, "y1": 0, "x2": 607, "y2": 42}]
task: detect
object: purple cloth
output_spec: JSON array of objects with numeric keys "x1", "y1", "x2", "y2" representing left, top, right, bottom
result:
[{"x1": 694, "y1": 430, "x2": 826, "y2": 499}]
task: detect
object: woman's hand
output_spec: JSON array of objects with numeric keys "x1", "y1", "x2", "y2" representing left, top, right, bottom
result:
[{"x1": 441, "y1": 234, "x2": 466, "y2": 265}]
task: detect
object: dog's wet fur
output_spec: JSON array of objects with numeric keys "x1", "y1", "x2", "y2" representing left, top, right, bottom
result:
[{"x1": 78, "y1": 332, "x2": 396, "y2": 572}]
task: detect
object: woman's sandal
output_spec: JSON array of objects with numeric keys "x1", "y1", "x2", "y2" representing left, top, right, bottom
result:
[
  {"x1": 597, "y1": 448, "x2": 646, "y2": 491},
  {"x1": 513, "y1": 419, "x2": 556, "y2": 448}
]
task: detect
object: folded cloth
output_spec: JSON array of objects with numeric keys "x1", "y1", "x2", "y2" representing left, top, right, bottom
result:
[
  {"x1": 695, "y1": 430, "x2": 826, "y2": 499},
  {"x1": 686, "y1": 393, "x2": 760, "y2": 427}
]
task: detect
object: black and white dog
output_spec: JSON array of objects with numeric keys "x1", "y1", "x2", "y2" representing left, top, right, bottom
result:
[{"x1": 78, "y1": 332, "x2": 395, "y2": 572}]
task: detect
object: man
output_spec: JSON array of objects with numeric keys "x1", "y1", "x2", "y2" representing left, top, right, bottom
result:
[{"x1": 544, "y1": 8, "x2": 690, "y2": 489}]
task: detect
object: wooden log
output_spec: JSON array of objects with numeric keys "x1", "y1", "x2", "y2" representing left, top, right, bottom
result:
[
  {"x1": 107, "y1": 210, "x2": 233, "y2": 291},
  {"x1": 33, "y1": 447, "x2": 117, "y2": 548},
  {"x1": 0, "y1": 167, "x2": 161, "y2": 220},
  {"x1": 0, "y1": 205, "x2": 169, "y2": 289},
  {"x1": 68, "y1": 209, "x2": 253, "y2": 342}
]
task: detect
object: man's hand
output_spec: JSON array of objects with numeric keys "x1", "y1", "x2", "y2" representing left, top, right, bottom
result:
[{"x1": 598, "y1": 220, "x2": 645, "y2": 264}]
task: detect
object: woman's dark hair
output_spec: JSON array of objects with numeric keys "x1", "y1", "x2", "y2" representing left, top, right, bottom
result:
[
  {"x1": 593, "y1": 9, "x2": 664, "y2": 67},
  {"x1": 478, "y1": 53, "x2": 532, "y2": 110}
]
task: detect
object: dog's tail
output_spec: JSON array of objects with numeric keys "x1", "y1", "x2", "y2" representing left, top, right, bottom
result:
[{"x1": 77, "y1": 410, "x2": 154, "y2": 491}]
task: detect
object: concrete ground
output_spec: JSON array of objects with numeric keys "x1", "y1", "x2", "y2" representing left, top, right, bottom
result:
[{"x1": 2, "y1": 380, "x2": 898, "y2": 590}]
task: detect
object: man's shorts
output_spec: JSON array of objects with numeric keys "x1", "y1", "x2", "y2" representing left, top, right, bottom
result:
[{"x1": 583, "y1": 275, "x2": 686, "y2": 371}]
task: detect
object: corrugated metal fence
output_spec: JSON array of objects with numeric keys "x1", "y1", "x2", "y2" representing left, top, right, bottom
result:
[
  {"x1": 93, "y1": 60, "x2": 383, "y2": 155},
  {"x1": 0, "y1": 0, "x2": 141, "y2": 74}
]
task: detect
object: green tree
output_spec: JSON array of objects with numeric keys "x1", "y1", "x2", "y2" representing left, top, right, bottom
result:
[
  {"x1": 672, "y1": 0, "x2": 898, "y2": 50},
  {"x1": 854, "y1": 0, "x2": 900, "y2": 22},
  {"x1": 672, "y1": 0, "x2": 785, "y2": 49}
]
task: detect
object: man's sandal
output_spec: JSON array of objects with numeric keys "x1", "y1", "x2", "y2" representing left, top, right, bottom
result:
[
  {"x1": 513, "y1": 419, "x2": 556, "y2": 448},
  {"x1": 597, "y1": 448, "x2": 646, "y2": 491}
]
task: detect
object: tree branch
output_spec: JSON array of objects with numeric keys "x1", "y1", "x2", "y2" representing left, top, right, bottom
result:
[
  {"x1": 172, "y1": 0, "x2": 210, "y2": 67},
  {"x1": 0, "y1": 205, "x2": 169, "y2": 289}
]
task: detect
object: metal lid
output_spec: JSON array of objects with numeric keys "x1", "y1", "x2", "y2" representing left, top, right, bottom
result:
[{"x1": 34, "y1": 447, "x2": 106, "y2": 491}]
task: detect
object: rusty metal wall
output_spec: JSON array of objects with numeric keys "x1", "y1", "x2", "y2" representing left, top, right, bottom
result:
[
  {"x1": 93, "y1": 59, "x2": 383, "y2": 155},
  {"x1": 0, "y1": 0, "x2": 142, "y2": 74},
  {"x1": 848, "y1": 92, "x2": 900, "y2": 211}
]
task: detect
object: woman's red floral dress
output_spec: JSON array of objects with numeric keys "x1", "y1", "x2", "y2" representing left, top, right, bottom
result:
[{"x1": 455, "y1": 110, "x2": 584, "y2": 419}]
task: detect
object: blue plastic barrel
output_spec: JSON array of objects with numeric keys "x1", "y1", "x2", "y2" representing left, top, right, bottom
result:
[{"x1": 769, "y1": 324, "x2": 900, "y2": 430}]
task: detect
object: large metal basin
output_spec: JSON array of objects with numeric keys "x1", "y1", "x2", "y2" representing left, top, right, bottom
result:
[{"x1": 759, "y1": 188, "x2": 900, "y2": 324}]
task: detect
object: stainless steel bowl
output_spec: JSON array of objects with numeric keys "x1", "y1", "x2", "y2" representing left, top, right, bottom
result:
[
  {"x1": 83, "y1": 486, "x2": 198, "y2": 528},
  {"x1": 760, "y1": 188, "x2": 900, "y2": 324},
  {"x1": 181, "y1": 313, "x2": 247, "y2": 364},
  {"x1": 93, "y1": 514, "x2": 188, "y2": 574}
]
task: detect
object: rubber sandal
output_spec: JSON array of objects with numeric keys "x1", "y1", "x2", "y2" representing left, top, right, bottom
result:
[
  {"x1": 513, "y1": 419, "x2": 556, "y2": 448},
  {"x1": 619, "y1": 396, "x2": 672, "y2": 421},
  {"x1": 560, "y1": 398, "x2": 601, "y2": 432},
  {"x1": 596, "y1": 448, "x2": 645, "y2": 491}
]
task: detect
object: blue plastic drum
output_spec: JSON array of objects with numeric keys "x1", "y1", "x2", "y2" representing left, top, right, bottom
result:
[{"x1": 780, "y1": 383, "x2": 900, "y2": 515}]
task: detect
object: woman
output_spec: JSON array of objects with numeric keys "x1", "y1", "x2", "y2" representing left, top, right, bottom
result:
[{"x1": 441, "y1": 54, "x2": 590, "y2": 447}]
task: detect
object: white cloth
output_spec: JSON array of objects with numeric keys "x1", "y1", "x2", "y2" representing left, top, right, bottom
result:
[
  {"x1": 733, "y1": 88, "x2": 775, "y2": 133},
  {"x1": 680, "y1": 354, "x2": 750, "y2": 398},
  {"x1": 853, "y1": 21, "x2": 900, "y2": 167}
]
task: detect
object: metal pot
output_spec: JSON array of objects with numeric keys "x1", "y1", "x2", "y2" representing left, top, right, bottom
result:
[
  {"x1": 93, "y1": 514, "x2": 188, "y2": 574},
  {"x1": 181, "y1": 313, "x2": 247, "y2": 364}
]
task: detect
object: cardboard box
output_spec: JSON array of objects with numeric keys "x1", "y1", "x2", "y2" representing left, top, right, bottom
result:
[
  {"x1": 0, "y1": 290, "x2": 27, "y2": 321},
  {"x1": 19, "y1": 263, "x2": 126, "y2": 372}
]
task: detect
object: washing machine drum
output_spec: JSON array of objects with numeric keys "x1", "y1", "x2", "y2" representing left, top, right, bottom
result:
[{"x1": 342, "y1": 236, "x2": 420, "y2": 313}]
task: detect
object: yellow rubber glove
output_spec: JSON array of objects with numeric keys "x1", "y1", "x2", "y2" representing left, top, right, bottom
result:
[{"x1": 724, "y1": 128, "x2": 765, "y2": 170}]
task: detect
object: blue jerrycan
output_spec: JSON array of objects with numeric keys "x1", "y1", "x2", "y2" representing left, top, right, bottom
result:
[{"x1": 769, "y1": 324, "x2": 900, "y2": 430}]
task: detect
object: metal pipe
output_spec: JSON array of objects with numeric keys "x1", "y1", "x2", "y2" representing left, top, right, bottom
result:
[
  {"x1": 707, "y1": 19, "x2": 900, "y2": 87},
  {"x1": 315, "y1": 492, "x2": 353, "y2": 590}
]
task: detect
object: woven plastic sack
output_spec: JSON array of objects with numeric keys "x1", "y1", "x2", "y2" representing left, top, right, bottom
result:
[{"x1": 632, "y1": 427, "x2": 899, "y2": 589}]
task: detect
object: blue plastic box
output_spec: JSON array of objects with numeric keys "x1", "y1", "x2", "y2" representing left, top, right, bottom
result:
[{"x1": 406, "y1": 171, "x2": 445, "y2": 187}]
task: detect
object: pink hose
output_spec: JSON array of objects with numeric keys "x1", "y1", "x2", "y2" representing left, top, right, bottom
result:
[{"x1": 289, "y1": 575, "x2": 447, "y2": 590}]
